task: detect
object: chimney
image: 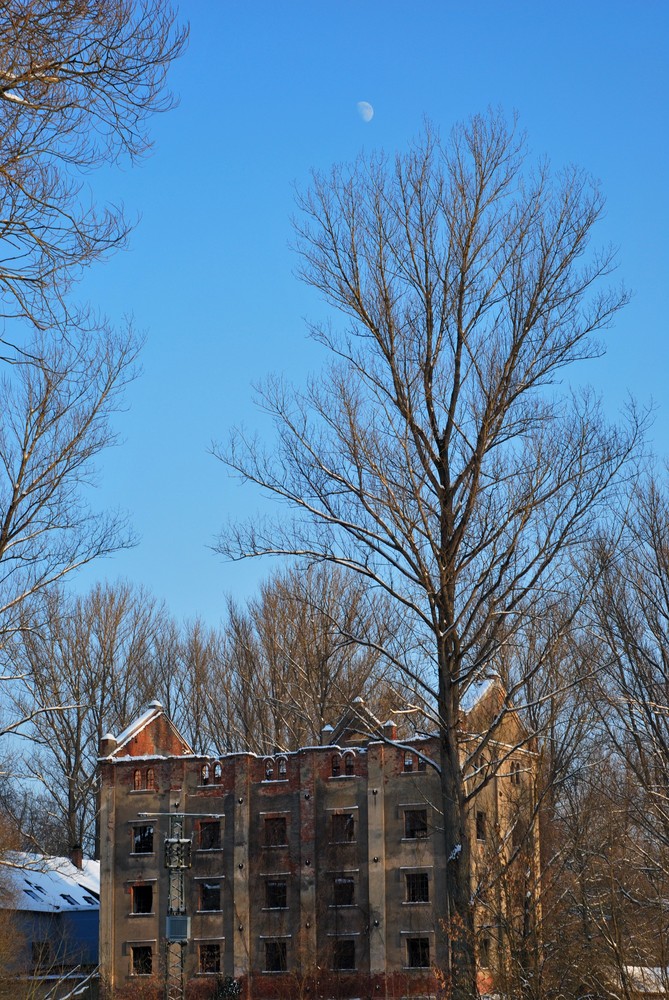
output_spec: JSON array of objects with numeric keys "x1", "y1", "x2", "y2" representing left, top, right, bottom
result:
[
  {"x1": 383, "y1": 720, "x2": 397, "y2": 741},
  {"x1": 71, "y1": 844, "x2": 83, "y2": 870},
  {"x1": 99, "y1": 732, "x2": 117, "y2": 757}
]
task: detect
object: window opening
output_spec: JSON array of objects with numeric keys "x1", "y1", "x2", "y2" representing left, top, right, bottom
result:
[
  {"x1": 331, "y1": 754, "x2": 341, "y2": 777},
  {"x1": 266, "y1": 880, "x2": 287, "y2": 909},
  {"x1": 405, "y1": 872, "x2": 429, "y2": 902},
  {"x1": 201, "y1": 763, "x2": 210, "y2": 785},
  {"x1": 404, "y1": 809, "x2": 428, "y2": 839},
  {"x1": 264, "y1": 816, "x2": 287, "y2": 846},
  {"x1": 133, "y1": 825, "x2": 154, "y2": 854},
  {"x1": 199, "y1": 820, "x2": 221, "y2": 851},
  {"x1": 404, "y1": 752, "x2": 414, "y2": 772},
  {"x1": 332, "y1": 813, "x2": 355, "y2": 842},
  {"x1": 333, "y1": 877, "x2": 355, "y2": 907},
  {"x1": 264, "y1": 758, "x2": 274, "y2": 780},
  {"x1": 132, "y1": 945, "x2": 152, "y2": 976},
  {"x1": 213, "y1": 762, "x2": 222, "y2": 783},
  {"x1": 344, "y1": 753, "x2": 355, "y2": 776},
  {"x1": 480, "y1": 935, "x2": 491, "y2": 968},
  {"x1": 476, "y1": 810, "x2": 487, "y2": 841},
  {"x1": 417, "y1": 754, "x2": 427, "y2": 772},
  {"x1": 200, "y1": 881, "x2": 221, "y2": 911},
  {"x1": 146, "y1": 767, "x2": 155, "y2": 789},
  {"x1": 277, "y1": 756, "x2": 287, "y2": 778},
  {"x1": 133, "y1": 769, "x2": 142, "y2": 791},
  {"x1": 333, "y1": 939, "x2": 356, "y2": 970},
  {"x1": 199, "y1": 943, "x2": 221, "y2": 974},
  {"x1": 265, "y1": 940, "x2": 287, "y2": 972},
  {"x1": 132, "y1": 884, "x2": 153, "y2": 914},
  {"x1": 407, "y1": 937, "x2": 430, "y2": 968}
]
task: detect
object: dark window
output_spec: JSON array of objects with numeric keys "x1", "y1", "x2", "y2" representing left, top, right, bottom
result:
[
  {"x1": 264, "y1": 817, "x2": 287, "y2": 846},
  {"x1": 199, "y1": 821, "x2": 221, "y2": 850},
  {"x1": 133, "y1": 769, "x2": 142, "y2": 791},
  {"x1": 133, "y1": 825, "x2": 154, "y2": 853},
  {"x1": 132, "y1": 945, "x2": 152, "y2": 976},
  {"x1": 146, "y1": 767, "x2": 155, "y2": 789},
  {"x1": 333, "y1": 939, "x2": 356, "y2": 970},
  {"x1": 333, "y1": 877, "x2": 355, "y2": 907},
  {"x1": 476, "y1": 810, "x2": 487, "y2": 841},
  {"x1": 277, "y1": 756, "x2": 287, "y2": 778},
  {"x1": 331, "y1": 754, "x2": 341, "y2": 777},
  {"x1": 60, "y1": 893, "x2": 77, "y2": 906},
  {"x1": 332, "y1": 813, "x2": 355, "y2": 843},
  {"x1": 480, "y1": 935, "x2": 491, "y2": 968},
  {"x1": 132, "y1": 884, "x2": 153, "y2": 914},
  {"x1": 404, "y1": 751, "x2": 414, "y2": 772},
  {"x1": 200, "y1": 943, "x2": 220, "y2": 974},
  {"x1": 417, "y1": 755, "x2": 427, "y2": 772},
  {"x1": 200, "y1": 881, "x2": 221, "y2": 911},
  {"x1": 264, "y1": 758, "x2": 274, "y2": 780},
  {"x1": 405, "y1": 872, "x2": 429, "y2": 902},
  {"x1": 407, "y1": 937, "x2": 430, "y2": 968},
  {"x1": 511, "y1": 761, "x2": 521, "y2": 785},
  {"x1": 344, "y1": 753, "x2": 355, "y2": 776},
  {"x1": 266, "y1": 879, "x2": 287, "y2": 909},
  {"x1": 265, "y1": 940, "x2": 287, "y2": 972},
  {"x1": 404, "y1": 809, "x2": 428, "y2": 839},
  {"x1": 31, "y1": 940, "x2": 52, "y2": 972}
]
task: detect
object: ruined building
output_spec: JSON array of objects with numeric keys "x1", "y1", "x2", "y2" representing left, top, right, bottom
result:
[{"x1": 99, "y1": 683, "x2": 538, "y2": 998}]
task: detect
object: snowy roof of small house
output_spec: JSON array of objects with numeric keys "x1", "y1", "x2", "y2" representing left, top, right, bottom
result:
[
  {"x1": 624, "y1": 968, "x2": 668, "y2": 995},
  {"x1": 460, "y1": 673, "x2": 501, "y2": 714},
  {"x1": 0, "y1": 852, "x2": 100, "y2": 913}
]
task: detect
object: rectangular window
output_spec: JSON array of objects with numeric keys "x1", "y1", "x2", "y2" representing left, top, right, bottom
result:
[
  {"x1": 132, "y1": 884, "x2": 153, "y2": 914},
  {"x1": 200, "y1": 881, "x2": 221, "y2": 911},
  {"x1": 331, "y1": 813, "x2": 355, "y2": 843},
  {"x1": 480, "y1": 935, "x2": 491, "y2": 968},
  {"x1": 333, "y1": 939, "x2": 356, "y2": 970},
  {"x1": 407, "y1": 937, "x2": 430, "y2": 968},
  {"x1": 333, "y1": 876, "x2": 355, "y2": 907},
  {"x1": 132, "y1": 825, "x2": 154, "y2": 854},
  {"x1": 264, "y1": 817, "x2": 287, "y2": 847},
  {"x1": 404, "y1": 809, "x2": 428, "y2": 839},
  {"x1": 476, "y1": 810, "x2": 486, "y2": 841},
  {"x1": 199, "y1": 821, "x2": 221, "y2": 851},
  {"x1": 132, "y1": 945, "x2": 153, "y2": 976},
  {"x1": 199, "y1": 943, "x2": 221, "y2": 974},
  {"x1": 405, "y1": 872, "x2": 429, "y2": 903},
  {"x1": 265, "y1": 879, "x2": 287, "y2": 909},
  {"x1": 265, "y1": 940, "x2": 287, "y2": 972}
]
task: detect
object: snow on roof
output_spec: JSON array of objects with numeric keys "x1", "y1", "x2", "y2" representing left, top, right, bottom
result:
[
  {"x1": 112, "y1": 700, "x2": 164, "y2": 751},
  {"x1": 460, "y1": 673, "x2": 500, "y2": 714},
  {"x1": 624, "y1": 967, "x2": 668, "y2": 994},
  {"x1": 0, "y1": 852, "x2": 100, "y2": 913}
]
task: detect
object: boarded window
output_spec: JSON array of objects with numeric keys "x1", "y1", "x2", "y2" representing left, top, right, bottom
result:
[
  {"x1": 331, "y1": 813, "x2": 355, "y2": 842},
  {"x1": 264, "y1": 817, "x2": 287, "y2": 846},
  {"x1": 200, "y1": 881, "x2": 221, "y2": 911},
  {"x1": 405, "y1": 872, "x2": 429, "y2": 902},
  {"x1": 132, "y1": 884, "x2": 153, "y2": 914},
  {"x1": 404, "y1": 809, "x2": 428, "y2": 839},
  {"x1": 266, "y1": 880, "x2": 287, "y2": 909},
  {"x1": 407, "y1": 937, "x2": 430, "y2": 968},
  {"x1": 132, "y1": 945, "x2": 152, "y2": 976},
  {"x1": 333, "y1": 939, "x2": 356, "y2": 970},
  {"x1": 132, "y1": 825, "x2": 154, "y2": 853},
  {"x1": 199, "y1": 943, "x2": 221, "y2": 974},
  {"x1": 333, "y1": 877, "x2": 355, "y2": 907},
  {"x1": 265, "y1": 940, "x2": 287, "y2": 972}
]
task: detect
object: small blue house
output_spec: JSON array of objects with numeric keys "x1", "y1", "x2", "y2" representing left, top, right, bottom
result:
[{"x1": 0, "y1": 851, "x2": 99, "y2": 992}]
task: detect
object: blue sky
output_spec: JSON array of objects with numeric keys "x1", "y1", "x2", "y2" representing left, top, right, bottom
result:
[{"x1": 74, "y1": 1, "x2": 669, "y2": 625}]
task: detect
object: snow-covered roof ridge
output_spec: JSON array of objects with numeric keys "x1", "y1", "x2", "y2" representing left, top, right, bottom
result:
[
  {"x1": 0, "y1": 852, "x2": 100, "y2": 913},
  {"x1": 112, "y1": 699, "x2": 165, "y2": 750},
  {"x1": 460, "y1": 671, "x2": 502, "y2": 715}
]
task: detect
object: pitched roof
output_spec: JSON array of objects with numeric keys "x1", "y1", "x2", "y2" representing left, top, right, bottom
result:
[{"x1": 0, "y1": 852, "x2": 100, "y2": 913}]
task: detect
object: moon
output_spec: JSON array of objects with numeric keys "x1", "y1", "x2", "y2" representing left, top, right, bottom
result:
[{"x1": 357, "y1": 101, "x2": 374, "y2": 123}]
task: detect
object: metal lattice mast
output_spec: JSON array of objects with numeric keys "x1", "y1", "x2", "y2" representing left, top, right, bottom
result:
[{"x1": 164, "y1": 814, "x2": 191, "y2": 1000}]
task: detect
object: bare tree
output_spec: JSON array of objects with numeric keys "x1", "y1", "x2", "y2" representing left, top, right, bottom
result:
[
  {"x1": 8, "y1": 581, "x2": 165, "y2": 855},
  {"x1": 215, "y1": 563, "x2": 399, "y2": 754},
  {"x1": 216, "y1": 112, "x2": 639, "y2": 995},
  {"x1": 0, "y1": 0, "x2": 187, "y2": 334}
]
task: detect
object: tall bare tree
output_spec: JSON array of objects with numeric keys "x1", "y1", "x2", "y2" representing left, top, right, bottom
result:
[
  {"x1": 0, "y1": 0, "x2": 187, "y2": 334},
  {"x1": 216, "y1": 113, "x2": 639, "y2": 995}
]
